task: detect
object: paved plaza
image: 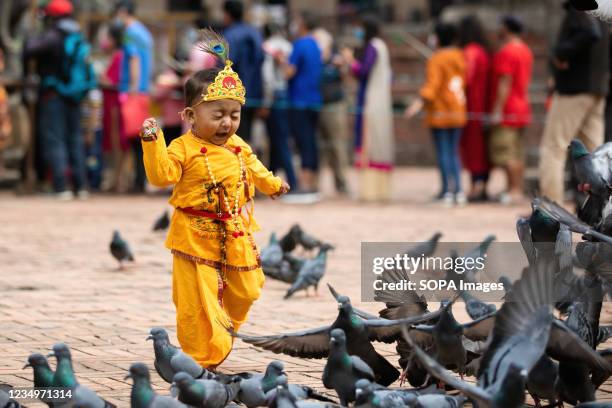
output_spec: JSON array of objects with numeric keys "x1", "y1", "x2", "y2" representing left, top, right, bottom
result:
[{"x1": 0, "y1": 168, "x2": 611, "y2": 406}]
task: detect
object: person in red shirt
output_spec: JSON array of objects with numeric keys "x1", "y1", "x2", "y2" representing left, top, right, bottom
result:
[
  {"x1": 458, "y1": 15, "x2": 491, "y2": 202},
  {"x1": 490, "y1": 15, "x2": 533, "y2": 205}
]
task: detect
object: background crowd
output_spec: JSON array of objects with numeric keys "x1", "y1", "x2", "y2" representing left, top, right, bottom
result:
[{"x1": 0, "y1": 0, "x2": 610, "y2": 207}]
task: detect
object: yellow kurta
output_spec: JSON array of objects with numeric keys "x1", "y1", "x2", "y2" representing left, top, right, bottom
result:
[{"x1": 142, "y1": 129, "x2": 282, "y2": 368}]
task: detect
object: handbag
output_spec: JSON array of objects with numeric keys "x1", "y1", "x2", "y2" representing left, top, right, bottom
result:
[{"x1": 120, "y1": 93, "x2": 151, "y2": 138}]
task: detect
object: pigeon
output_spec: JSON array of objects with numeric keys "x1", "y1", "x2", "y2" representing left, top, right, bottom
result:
[
  {"x1": 569, "y1": 140, "x2": 612, "y2": 225},
  {"x1": 404, "y1": 232, "x2": 442, "y2": 258},
  {"x1": 408, "y1": 298, "x2": 493, "y2": 376},
  {"x1": 415, "y1": 394, "x2": 467, "y2": 408},
  {"x1": 459, "y1": 290, "x2": 496, "y2": 320},
  {"x1": 48, "y1": 342, "x2": 115, "y2": 408},
  {"x1": 526, "y1": 355, "x2": 560, "y2": 407},
  {"x1": 403, "y1": 256, "x2": 611, "y2": 408},
  {"x1": 534, "y1": 197, "x2": 612, "y2": 244},
  {"x1": 229, "y1": 285, "x2": 447, "y2": 386},
  {"x1": 355, "y1": 269, "x2": 439, "y2": 387},
  {"x1": 153, "y1": 210, "x2": 170, "y2": 232},
  {"x1": 354, "y1": 379, "x2": 417, "y2": 408},
  {"x1": 263, "y1": 260, "x2": 301, "y2": 284},
  {"x1": 267, "y1": 377, "x2": 340, "y2": 408},
  {"x1": 279, "y1": 225, "x2": 324, "y2": 252},
  {"x1": 147, "y1": 327, "x2": 219, "y2": 383},
  {"x1": 172, "y1": 372, "x2": 241, "y2": 408},
  {"x1": 261, "y1": 233, "x2": 284, "y2": 268},
  {"x1": 444, "y1": 235, "x2": 496, "y2": 288},
  {"x1": 235, "y1": 361, "x2": 334, "y2": 407},
  {"x1": 24, "y1": 353, "x2": 55, "y2": 388},
  {"x1": 0, "y1": 385, "x2": 22, "y2": 408},
  {"x1": 279, "y1": 225, "x2": 302, "y2": 253},
  {"x1": 110, "y1": 230, "x2": 134, "y2": 269},
  {"x1": 23, "y1": 353, "x2": 55, "y2": 407},
  {"x1": 125, "y1": 362, "x2": 187, "y2": 408},
  {"x1": 267, "y1": 377, "x2": 299, "y2": 408},
  {"x1": 284, "y1": 244, "x2": 334, "y2": 299},
  {"x1": 322, "y1": 329, "x2": 375, "y2": 406}
]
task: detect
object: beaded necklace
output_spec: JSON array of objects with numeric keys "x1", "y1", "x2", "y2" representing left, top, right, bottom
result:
[{"x1": 199, "y1": 143, "x2": 245, "y2": 238}]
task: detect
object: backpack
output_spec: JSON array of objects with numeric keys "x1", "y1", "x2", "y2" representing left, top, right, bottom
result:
[{"x1": 43, "y1": 31, "x2": 97, "y2": 102}]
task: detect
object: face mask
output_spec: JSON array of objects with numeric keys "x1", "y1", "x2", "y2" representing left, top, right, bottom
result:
[
  {"x1": 289, "y1": 21, "x2": 299, "y2": 37},
  {"x1": 353, "y1": 27, "x2": 365, "y2": 41}
]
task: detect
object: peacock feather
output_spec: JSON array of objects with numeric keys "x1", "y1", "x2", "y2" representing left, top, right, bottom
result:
[{"x1": 198, "y1": 28, "x2": 230, "y2": 64}]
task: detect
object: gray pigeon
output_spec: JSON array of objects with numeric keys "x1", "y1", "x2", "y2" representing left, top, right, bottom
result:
[
  {"x1": 284, "y1": 244, "x2": 334, "y2": 298},
  {"x1": 23, "y1": 353, "x2": 55, "y2": 406},
  {"x1": 147, "y1": 327, "x2": 217, "y2": 383},
  {"x1": 263, "y1": 260, "x2": 300, "y2": 284},
  {"x1": 460, "y1": 290, "x2": 496, "y2": 320},
  {"x1": 261, "y1": 233, "x2": 284, "y2": 268},
  {"x1": 110, "y1": 230, "x2": 134, "y2": 269},
  {"x1": 526, "y1": 355, "x2": 560, "y2": 407},
  {"x1": 404, "y1": 232, "x2": 442, "y2": 258},
  {"x1": 236, "y1": 360, "x2": 334, "y2": 408},
  {"x1": 404, "y1": 257, "x2": 612, "y2": 408},
  {"x1": 125, "y1": 363, "x2": 186, "y2": 408},
  {"x1": 230, "y1": 286, "x2": 448, "y2": 387},
  {"x1": 153, "y1": 210, "x2": 170, "y2": 232},
  {"x1": 534, "y1": 197, "x2": 612, "y2": 244},
  {"x1": 569, "y1": 139, "x2": 612, "y2": 225},
  {"x1": 408, "y1": 298, "x2": 493, "y2": 376},
  {"x1": 415, "y1": 394, "x2": 466, "y2": 408},
  {"x1": 172, "y1": 372, "x2": 240, "y2": 408},
  {"x1": 0, "y1": 385, "x2": 22, "y2": 408},
  {"x1": 354, "y1": 379, "x2": 417, "y2": 408},
  {"x1": 322, "y1": 329, "x2": 375, "y2": 406},
  {"x1": 267, "y1": 378, "x2": 298, "y2": 408},
  {"x1": 48, "y1": 343, "x2": 115, "y2": 408}
]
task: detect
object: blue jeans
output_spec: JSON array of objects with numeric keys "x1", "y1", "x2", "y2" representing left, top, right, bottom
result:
[
  {"x1": 40, "y1": 93, "x2": 86, "y2": 192},
  {"x1": 266, "y1": 92, "x2": 297, "y2": 189},
  {"x1": 289, "y1": 108, "x2": 319, "y2": 171},
  {"x1": 432, "y1": 128, "x2": 463, "y2": 194},
  {"x1": 84, "y1": 129, "x2": 104, "y2": 190}
]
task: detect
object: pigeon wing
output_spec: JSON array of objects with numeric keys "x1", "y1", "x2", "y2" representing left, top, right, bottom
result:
[
  {"x1": 400, "y1": 326, "x2": 492, "y2": 407},
  {"x1": 230, "y1": 326, "x2": 331, "y2": 358},
  {"x1": 517, "y1": 217, "x2": 537, "y2": 265},
  {"x1": 477, "y1": 257, "x2": 556, "y2": 386},
  {"x1": 350, "y1": 356, "x2": 375, "y2": 381},
  {"x1": 462, "y1": 313, "x2": 496, "y2": 341},
  {"x1": 170, "y1": 351, "x2": 204, "y2": 379},
  {"x1": 548, "y1": 319, "x2": 612, "y2": 372},
  {"x1": 535, "y1": 197, "x2": 612, "y2": 244}
]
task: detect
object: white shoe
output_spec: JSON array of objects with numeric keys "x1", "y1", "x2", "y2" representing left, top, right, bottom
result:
[
  {"x1": 55, "y1": 190, "x2": 74, "y2": 201},
  {"x1": 455, "y1": 192, "x2": 467, "y2": 207},
  {"x1": 281, "y1": 191, "x2": 322, "y2": 204},
  {"x1": 441, "y1": 192, "x2": 454, "y2": 207},
  {"x1": 77, "y1": 190, "x2": 90, "y2": 200}
]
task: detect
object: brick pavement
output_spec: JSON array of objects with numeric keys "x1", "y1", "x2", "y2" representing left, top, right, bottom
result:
[{"x1": 0, "y1": 167, "x2": 610, "y2": 407}]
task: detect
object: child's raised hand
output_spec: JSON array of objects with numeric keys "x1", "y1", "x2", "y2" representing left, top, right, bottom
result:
[
  {"x1": 140, "y1": 117, "x2": 159, "y2": 140},
  {"x1": 271, "y1": 181, "x2": 290, "y2": 200}
]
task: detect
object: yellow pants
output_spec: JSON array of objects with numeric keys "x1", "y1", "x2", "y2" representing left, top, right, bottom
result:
[{"x1": 172, "y1": 255, "x2": 265, "y2": 368}]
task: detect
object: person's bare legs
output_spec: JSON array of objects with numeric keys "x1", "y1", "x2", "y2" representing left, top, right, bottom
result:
[
  {"x1": 506, "y1": 159, "x2": 525, "y2": 201},
  {"x1": 300, "y1": 169, "x2": 318, "y2": 192}
]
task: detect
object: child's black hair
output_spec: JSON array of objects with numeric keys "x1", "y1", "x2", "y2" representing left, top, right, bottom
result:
[
  {"x1": 108, "y1": 21, "x2": 125, "y2": 48},
  {"x1": 184, "y1": 66, "x2": 223, "y2": 106},
  {"x1": 435, "y1": 22, "x2": 457, "y2": 47}
]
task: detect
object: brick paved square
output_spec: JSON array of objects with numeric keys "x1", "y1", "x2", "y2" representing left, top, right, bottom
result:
[{"x1": 0, "y1": 168, "x2": 610, "y2": 407}]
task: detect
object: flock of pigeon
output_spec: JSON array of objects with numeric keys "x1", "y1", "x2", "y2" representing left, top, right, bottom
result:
[
  {"x1": 3, "y1": 138, "x2": 612, "y2": 408},
  {"x1": 260, "y1": 224, "x2": 334, "y2": 299}
]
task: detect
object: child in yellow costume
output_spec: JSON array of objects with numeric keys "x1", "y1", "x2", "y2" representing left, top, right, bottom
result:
[{"x1": 140, "y1": 30, "x2": 290, "y2": 368}]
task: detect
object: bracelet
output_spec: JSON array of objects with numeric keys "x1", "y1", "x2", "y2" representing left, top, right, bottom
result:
[{"x1": 141, "y1": 127, "x2": 158, "y2": 142}]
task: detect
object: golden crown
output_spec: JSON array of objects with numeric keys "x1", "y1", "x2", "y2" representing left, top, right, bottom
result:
[{"x1": 201, "y1": 60, "x2": 246, "y2": 105}]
